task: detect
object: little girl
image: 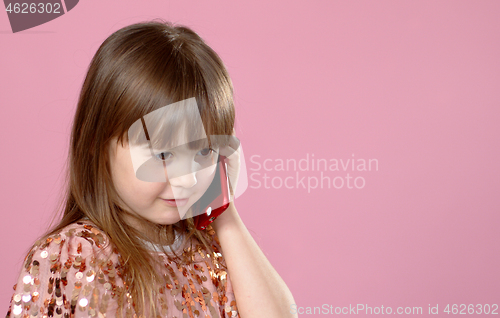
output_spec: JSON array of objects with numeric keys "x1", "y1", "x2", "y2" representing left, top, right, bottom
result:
[{"x1": 6, "y1": 20, "x2": 296, "y2": 318}]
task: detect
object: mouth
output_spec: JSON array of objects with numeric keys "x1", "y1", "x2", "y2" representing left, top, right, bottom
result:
[{"x1": 162, "y1": 198, "x2": 189, "y2": 207}]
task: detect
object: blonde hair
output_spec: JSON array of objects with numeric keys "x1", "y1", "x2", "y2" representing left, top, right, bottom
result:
[{"x1": 37, "y1": 19, "x2": 235, "y2": 317}]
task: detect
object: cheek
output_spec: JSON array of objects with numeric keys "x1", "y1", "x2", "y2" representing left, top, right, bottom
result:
[
  {"x1": 120, "y1": 182, "x2": 165, "y2": 212},
  {"x1": 114, "y1": 163, "x2": 164, "y2": 204},
  {"x1": 195, "y1": 163, "x2": 218, "y2": 189},
  {"x1": 109, "y1": 139, "x2": 166, "y2": 210},
  {"x1": 130, "y1": 179, "x2": 165, "y2": 199}
]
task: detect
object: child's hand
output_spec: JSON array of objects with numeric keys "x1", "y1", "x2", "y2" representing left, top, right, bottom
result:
[{"x1": 218, "y1": 129, "x2": 241, "y2": 202}]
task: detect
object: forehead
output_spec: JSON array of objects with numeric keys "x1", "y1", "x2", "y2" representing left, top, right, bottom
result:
[{"x1": 127, "y1": 98, "x2": 208, "y2": 150}]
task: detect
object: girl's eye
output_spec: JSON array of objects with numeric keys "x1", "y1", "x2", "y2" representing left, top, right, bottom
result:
[
  {"x1": 154, "y1": 152, "x2": 173, "y2": 161},
  {"x1": 153, "y1": 148, "x2": 216, "y2": 161},
  {"x1": 198, "y1": 147, "x2": 216, "y2": 157}
]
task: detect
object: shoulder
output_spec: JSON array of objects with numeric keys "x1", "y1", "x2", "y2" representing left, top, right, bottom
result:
[
  {"x1": 23, "y1": 221, "x2": 115, "y2": 268},
  {"x1": 7, "y1": 221, "x2": 123, "y2": 317}
]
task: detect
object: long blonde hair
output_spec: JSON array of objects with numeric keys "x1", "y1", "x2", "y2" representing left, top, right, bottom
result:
[{"x1": 37, "y1": 19, "x2": 235, "y2": 317}]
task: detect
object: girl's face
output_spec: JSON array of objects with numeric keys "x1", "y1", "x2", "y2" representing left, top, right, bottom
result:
[{"x1": 107, "y1": 134, "x2": 219, "y2": 228}]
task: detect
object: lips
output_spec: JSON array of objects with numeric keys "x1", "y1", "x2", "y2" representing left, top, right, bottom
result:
[{"x1": 162, "y1": 198, "x2": 189, "y2": 207}]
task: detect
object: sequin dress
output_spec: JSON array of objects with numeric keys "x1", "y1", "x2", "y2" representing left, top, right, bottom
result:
[{"x1": 5, "y1": 220, "x2": 240, "y2": 318}]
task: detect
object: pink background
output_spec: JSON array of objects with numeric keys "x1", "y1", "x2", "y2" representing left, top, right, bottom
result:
[{"x1": 1, "y1": 1, "x2": 499, "y2": 316}]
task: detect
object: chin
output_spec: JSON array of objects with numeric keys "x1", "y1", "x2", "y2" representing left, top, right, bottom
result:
[
  {"x1": 148, "y1": 213, "x2": 181, "y2": 225},
  {"x1": 156, "y1": 218, "x2": 182, "y2": 225}
]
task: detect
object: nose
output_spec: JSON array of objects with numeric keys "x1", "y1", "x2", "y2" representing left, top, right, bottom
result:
[
  {"x1": 169, "y1": 171, "x2": 197, "y2": 189},
  {"x1": 167, "y1": 161, "x2": 198, "y2": 189}
]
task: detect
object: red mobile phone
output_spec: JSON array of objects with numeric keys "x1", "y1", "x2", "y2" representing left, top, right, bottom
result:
[{"x1": 192, "y1": 155, "x2": 231, "y2": 230}]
